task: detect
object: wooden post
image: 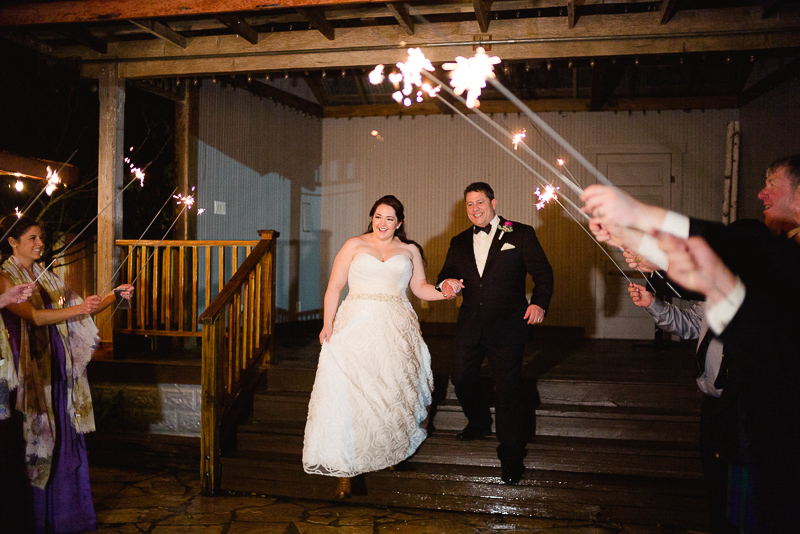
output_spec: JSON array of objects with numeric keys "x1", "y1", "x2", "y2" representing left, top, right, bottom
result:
[
  {"x1": 96, "y1": 63, "x2": 125, "y2": 344},
  {"x1": 175, "y1": 83, "x2": 198, "y2": 241},
  {"x1": 200, "y1": 317, "x2": 222, "y2": 495}
]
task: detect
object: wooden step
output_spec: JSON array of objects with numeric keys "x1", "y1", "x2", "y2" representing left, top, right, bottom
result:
[
  {"x1": 262, "y1": 365, "x2": 702, "y2": 412},
  {"x1": 219, "y1": 453, "x2": 708, "y2": 528},
  {"x1": 252, "y1": 390, "x2": 700, "y2": 442},
  {"x1": 234, "y1": 423, "x2": 701, "y2": 479}
]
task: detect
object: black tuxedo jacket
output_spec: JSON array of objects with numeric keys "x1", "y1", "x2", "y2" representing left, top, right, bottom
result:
[{"x1": 437, "y1": 217, "x2": 553, "y2": 336}]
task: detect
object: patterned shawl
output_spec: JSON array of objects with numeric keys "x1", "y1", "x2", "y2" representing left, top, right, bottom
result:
[{"x1": 1, "y1": 256, "x2": 98, "y2": 489}]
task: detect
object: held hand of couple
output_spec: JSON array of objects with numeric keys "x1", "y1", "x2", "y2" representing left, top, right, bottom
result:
[{"x1": 441, "y1": 279, "x2": 464, "y2": 299}]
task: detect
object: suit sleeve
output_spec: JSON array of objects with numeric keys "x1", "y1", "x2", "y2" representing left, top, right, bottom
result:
[
  {"x1": 436, "y1": 235, "x2": 461, "y2": 286},
  {"x1": 521, "y1": 225, "x2": 554, "y2": 311}
]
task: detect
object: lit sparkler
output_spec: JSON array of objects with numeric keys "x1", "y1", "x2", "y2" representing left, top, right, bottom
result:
[
  {"x1": 14, "y1": 207, "x2": 22, "y2": 219},
  {"x1": 534, "y1": 184, "x2": 560, "y2": 210},
  {"x1": 44, "y1": 166, "x2": 61, "y2": 196},
  {"x1": 442, "y1": 47, "x2": 501, "y2": 109},
  {"x1": 368, "y1": 64, "x2": 385, "y2": 85},
  {"x1": 512, "y1": 130, "x2": 526, "y2": 150},
  {"x1": 373, "y1": 48, "x2": 441, "y2": 107}
]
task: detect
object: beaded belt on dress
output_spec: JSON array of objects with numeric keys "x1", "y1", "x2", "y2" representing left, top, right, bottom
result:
[{"x1": 345, "y1": 292, "x2": 408, "y2": 303}]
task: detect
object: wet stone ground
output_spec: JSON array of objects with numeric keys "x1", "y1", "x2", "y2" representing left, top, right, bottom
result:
[{"x1": 91, "y1": 466, "x2": 708, "y2": 534}]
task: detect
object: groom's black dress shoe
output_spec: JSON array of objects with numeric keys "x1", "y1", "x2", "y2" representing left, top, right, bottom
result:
[
  {"x1": 456, "y1": 423, "x2": 492, "y2": 441},
  {"x1": 501, "y1": 460, "x2": 525, "y2": 484}
]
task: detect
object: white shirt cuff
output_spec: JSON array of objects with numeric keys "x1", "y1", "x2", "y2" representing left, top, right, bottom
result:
[
  {"x1": 637, "y1": 233, "x2": 669, "y2": 270},
  {"x1": 661, "y1": 211, "x2": 690, "y2": 238},
  {"x1": 706, "y1": 278, "x2": 746, "y2": 335}
]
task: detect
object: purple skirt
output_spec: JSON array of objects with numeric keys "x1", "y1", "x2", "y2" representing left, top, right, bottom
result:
[{"x1": 0, "y1": 298, "x2": 97, "y2": 533}]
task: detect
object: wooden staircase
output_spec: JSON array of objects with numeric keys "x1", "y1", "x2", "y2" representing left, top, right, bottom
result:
[{"x1": 219, "y1": 337, "x2": 710, "y2": 529}]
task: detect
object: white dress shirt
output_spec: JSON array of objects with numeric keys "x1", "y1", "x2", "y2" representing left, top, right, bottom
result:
[{"x1": 474, "y1": 215, "x2": 500, "y2": 277}]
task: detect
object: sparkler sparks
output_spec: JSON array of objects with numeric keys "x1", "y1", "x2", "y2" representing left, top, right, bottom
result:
[
  {"x1": 512, "y1": 130, "x2": 526, "y2": 150},
  {"x1": 44, "y1": 166, "x2": 61, "y2": 196},
  {"x1": 442, "y1": 47, "x2": 501, "y2": 109},
  {"x1": 124, "y1": 157, "x2": 146, "y2": 187},
  {"x1": 14, "y1": 207, "x2": 22, "y2": 219},
  {"x1": 534, "y1": 184, "x2": 560, "y2": 210},
  {"x1": 368, "y1": 64, "x2": 385, "y2": 85},
  {"x1": 372, "y1": 48, "x2": 441, "y2": 107}
]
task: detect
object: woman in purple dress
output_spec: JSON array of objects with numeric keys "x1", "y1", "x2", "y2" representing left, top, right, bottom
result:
[{"x1": 0, "y1": 215, "x2": 132, "y2": 533}]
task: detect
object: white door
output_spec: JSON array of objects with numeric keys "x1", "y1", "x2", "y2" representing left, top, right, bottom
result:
[{"x1": 593, "y1": 153, "x2": 673, "y2": 339}]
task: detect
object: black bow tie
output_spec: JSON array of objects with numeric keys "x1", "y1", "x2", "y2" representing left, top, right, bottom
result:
[{"x1": 473, "y1": 225, "x2": 491, "y2": 235}]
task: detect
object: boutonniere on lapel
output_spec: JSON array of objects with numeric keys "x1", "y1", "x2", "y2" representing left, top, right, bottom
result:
[{"x1": 498, "y1": 221, "x2": 513, "y2": 240}]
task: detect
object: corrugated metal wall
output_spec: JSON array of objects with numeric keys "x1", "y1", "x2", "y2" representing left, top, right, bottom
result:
[
  {"x1": 196, "y1": 82, "x2": 323, "y2": 318},
  {"x1": 320, "y1": 109, "x2": 738, "y2": 331}
]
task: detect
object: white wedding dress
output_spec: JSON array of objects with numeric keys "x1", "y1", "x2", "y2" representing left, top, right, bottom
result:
[{"x1": 302, "y1": 252, "x2": 433, "y2": 477}]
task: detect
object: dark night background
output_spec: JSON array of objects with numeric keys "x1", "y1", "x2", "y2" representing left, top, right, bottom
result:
[{"x1": 1, "y1": 40, "x2": 177, "y2": 263}]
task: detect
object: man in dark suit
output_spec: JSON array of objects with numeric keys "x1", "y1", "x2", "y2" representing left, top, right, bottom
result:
[{"x1": 437, "y1": 182, "x2": 553, "y2": 484}]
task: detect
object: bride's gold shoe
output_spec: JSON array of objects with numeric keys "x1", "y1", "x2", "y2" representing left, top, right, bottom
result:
[{"x1": 334, "y1": 477, "x2": 351, "y2": 499}]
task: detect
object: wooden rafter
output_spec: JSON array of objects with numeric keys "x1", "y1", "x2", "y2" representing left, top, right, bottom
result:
[
  {"x1": 298, "y1": 8, "x2": 335, "y2": 41},
  {"x1": 473, "y1": 0, "x2": 492, "y2": 34},
  {"x1": 231, "y1": 78, "x2": 324, "y2": 117},
  {"x1": 763, "y1": 0, "x2": 784, "y2": 18},
  {"x1": 738, "y1": 57, "x2": 800, "y2": 106},
  {"x1": 304, "y1": 73, "x2": 328, "y2": 106},
  {"x1": 386, "y1": 3, "x2": 414, "y2": 36},
  {"x1": 567, "y1": 1, "x2": 577, "y2": 29},
  {"x1": 217, "y1": 14, "x2": 258, "y2": 45},
  {"x1": 128, "y1": 19, "x2": 187, "y2": 49},
  {"x1": 352, "y1": 72, "x2": 370, "y2": 106},
  {"x1": 60, "y1": 25, "x2": 107, "y2": 54},
  {"x1": 0, "y1": 29, "x2": 53, "y2": 54},
  {"x1": 589, "y1": 60, "x2": 607, "y2": 111},
  {"x1": 660, "y1": 0, "x2": 678, "y2": 24}
]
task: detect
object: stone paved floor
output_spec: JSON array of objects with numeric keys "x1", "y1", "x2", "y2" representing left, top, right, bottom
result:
[{"x1": 91, "y1": 466, "x2": 709, "y2": 534}]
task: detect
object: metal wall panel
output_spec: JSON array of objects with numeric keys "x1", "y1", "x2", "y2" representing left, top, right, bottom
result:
[
  {"x1": 320, "y1": 109, "x2": 738, "y2": 330},
  {"x1": 196, "y1": 82, "x2": 323, "y2": 319}
]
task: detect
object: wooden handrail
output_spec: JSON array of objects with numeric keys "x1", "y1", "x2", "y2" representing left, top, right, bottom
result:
[{"x1": 199, "y1": 229, "x2": 279, "y2": 495}]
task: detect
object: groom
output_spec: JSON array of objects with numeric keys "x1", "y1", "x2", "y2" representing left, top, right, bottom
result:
[{"x1": 437, "y1": 182, "x2": 553, "y2": 484}]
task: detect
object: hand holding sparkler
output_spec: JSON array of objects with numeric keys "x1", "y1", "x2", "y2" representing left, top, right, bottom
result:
[
  {"x1": 623, "y1": 248, "x2": 658, "y2": 273},
  {"x1": 657, "y1": 233, "x2": 739, "y2": 306},
  {"x1": 581, "y1": 185, "x2": 665, "y2": 233},
  {"x1": 0, "y1": 282, "x2": 35, "y2": 308}
]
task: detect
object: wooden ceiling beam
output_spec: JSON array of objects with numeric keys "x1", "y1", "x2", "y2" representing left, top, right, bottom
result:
[
  {"x1": 60, "y1": 26, "x2": 107, "y2": 54},
  {"x1": 386, "y1": 3, "x2": 414, "y2": 36},
  {"x1": 55, "y1": 8, "x2": 800, "y2": 79},
  {"x1": 0, "y1": 0, "x2": 375, "y2": 26},
  {"x1": 323, "y1": 94, "x2": 742, "y2": 118},
  {"x1": 128, "y1": 19, "x2": 187, "y2": 49},
  {"x1": 218, "y1": 14, "x2": 259, "y2": 45},
  {"x1": 473, "y1": 0, "x2": 493, "y2": 33},
  {"x1": 298, "y1": 8, "x2": 335, "y2": 41}
]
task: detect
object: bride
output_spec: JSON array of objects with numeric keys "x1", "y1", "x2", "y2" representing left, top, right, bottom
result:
[{"x1": 302, "y1": 195, "x2": 463, "y2": 498}]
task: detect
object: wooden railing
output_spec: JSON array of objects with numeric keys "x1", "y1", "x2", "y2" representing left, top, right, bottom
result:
[
  {"x1": 116, "y1": 238, "x2": 261, "y2": 336},
  {"x1": 198, "y1": 230, "x2": 279, "y2": 495}
]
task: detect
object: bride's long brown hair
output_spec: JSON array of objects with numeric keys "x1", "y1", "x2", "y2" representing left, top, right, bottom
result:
[{"x1": 365, "y1": 195, "x2": 426, "y2": 265}]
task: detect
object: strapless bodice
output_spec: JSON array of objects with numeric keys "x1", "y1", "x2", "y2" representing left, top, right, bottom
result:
[{"x1": 347, "y1": 252, "x2": 413, "y2": 296}]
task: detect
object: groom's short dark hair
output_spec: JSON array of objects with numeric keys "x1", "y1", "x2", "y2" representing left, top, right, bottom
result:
[{"x1": 464, "y1": 182, "x2": 494, "y2": 201}]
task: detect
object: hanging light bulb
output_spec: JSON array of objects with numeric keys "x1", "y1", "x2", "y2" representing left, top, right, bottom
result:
[{"x1": 15, "y1": 180, "x2": 24, "y2": 192}]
